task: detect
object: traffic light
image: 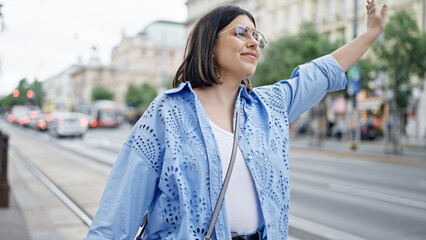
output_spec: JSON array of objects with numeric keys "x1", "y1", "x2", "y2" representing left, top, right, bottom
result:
[
  {"x1": 27, "y1": 89, "x2": 34, "y2": 98},
  {"x1": 13, "y1": 89, "x2": 19, "y2": 98}
]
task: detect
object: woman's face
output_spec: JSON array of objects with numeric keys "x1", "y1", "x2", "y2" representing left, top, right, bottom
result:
[{"x1": 213, "y1": 15, "x2": 261, "y2": 83}]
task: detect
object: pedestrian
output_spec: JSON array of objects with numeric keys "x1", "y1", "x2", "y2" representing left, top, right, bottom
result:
[{"x1": 85, "y1": 1, "x2": 387, "y2": 239}]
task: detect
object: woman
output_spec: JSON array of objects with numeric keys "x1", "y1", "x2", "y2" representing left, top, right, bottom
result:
[{"x1": 86, "y1": 1, "x2": 387, "y2": 239}]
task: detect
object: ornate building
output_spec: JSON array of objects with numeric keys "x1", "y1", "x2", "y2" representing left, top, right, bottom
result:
[{"x1": 47, "y1": 20, "x2": 186, "y2": 108}]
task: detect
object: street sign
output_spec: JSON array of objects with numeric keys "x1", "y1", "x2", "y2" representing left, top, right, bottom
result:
[{"x1": 347, "y1": 63, "x2": 361, "y2": 96}]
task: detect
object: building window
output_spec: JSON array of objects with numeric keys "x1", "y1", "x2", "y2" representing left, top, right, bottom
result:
[
  {"x1": 272, "y1": 13, "x2": 278, "y2": 34},
  {"x1": 328, "y1": 32, "x2": 335, "y2": 43},
  {"x1": 328, "y1": 0, "x2": 335, "y2": 23},
  {"x1": 341, "y1": 0, "x2": 348, "y2": 20},
  {"x1": 299, "y1": 4, "x2": 305, "y2": 26},
  {"x1": 315, "y1": 0, "x2": 321, "y2": 26},
  {"x1": 285, "y1": 9, "x2": 291, "y2": 31}
]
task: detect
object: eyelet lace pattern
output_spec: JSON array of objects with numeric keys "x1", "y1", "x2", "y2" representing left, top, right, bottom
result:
[{"x1": 124, "y1": 85, "x2": 292, "y2": 239}]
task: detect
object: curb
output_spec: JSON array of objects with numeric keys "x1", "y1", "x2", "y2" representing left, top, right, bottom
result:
[{"x1": 290, "y1": 145, "x2": 426, "y2": 168}]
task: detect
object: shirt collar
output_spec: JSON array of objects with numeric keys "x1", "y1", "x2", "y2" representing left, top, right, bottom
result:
[
  {"x1": 163, "y1": 81, "x2": 193, "y2": 95},
  {"x1": 165, "y1": 82, "x2": 252, "y2": 103}
]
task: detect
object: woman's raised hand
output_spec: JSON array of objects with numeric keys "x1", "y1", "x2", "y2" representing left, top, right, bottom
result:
[{"x1": 366, "y1": 0, "x2": 387, "y2": 33}]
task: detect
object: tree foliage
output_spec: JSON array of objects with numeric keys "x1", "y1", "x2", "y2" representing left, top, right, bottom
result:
[
  {"x1": 251, "y1": 24, "x2": 340, "y2": 87},
  {"x1": 358, "y1": 58, "x2": 376, "y2": 90},
  {"x1": 29, "y1": 79, "x2": 44, "y2": 108},
  {"x1": 0, "y1": 78, "x2": 44, "y2": 109},
  {"x1": 372, "y1": 11, "x2": 426, "y2": 109},
  {"x1": 91, "y1": 85, "x2": 114, "y2": 101},
  {"x1": 125, "y1": 82, "x2": 158, "y2": 110}
]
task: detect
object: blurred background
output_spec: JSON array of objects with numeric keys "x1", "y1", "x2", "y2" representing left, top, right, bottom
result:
[{"x1": 0, "y1": 0, "x2": 425, "y2": 239}]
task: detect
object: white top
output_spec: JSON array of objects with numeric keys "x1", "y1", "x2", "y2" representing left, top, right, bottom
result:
[{"x1": 209, "y1": 120, "x2": 262, "y2": 234}]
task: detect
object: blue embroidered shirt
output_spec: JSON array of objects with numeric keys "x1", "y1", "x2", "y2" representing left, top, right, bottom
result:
[{"x1": 85, "y1": 54, "x2": 347, "y2": 240}]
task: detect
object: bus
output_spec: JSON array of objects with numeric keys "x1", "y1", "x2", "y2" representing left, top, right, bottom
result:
[{"x1": 81, "y1": 100, "x2": 121, "y2": 128}]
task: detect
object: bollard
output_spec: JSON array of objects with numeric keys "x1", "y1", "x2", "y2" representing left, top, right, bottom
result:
[{"x1": 0, "y1": 130, "x2": 10, "y2": 207}]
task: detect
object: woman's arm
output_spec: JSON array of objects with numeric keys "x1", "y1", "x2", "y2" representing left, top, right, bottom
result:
[{"x1": 331, "y1": 0, "x2": 387, "y2": 72}]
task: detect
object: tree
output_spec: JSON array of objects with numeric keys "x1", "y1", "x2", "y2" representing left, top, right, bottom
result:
[
  {"x1": 251, "y1": 24, "x2": 342, "y2": 144},
  {"x1": 251, "y1": 24, "x2": 340, "y2": 87},
  {"x1": 125, "y1": 82, "x2": 158, "y2": 110},
  {"x1": 139, "y1": 83, "x2": 158, "y2": 109},
  {"x1": 0, "y1": 78, "x2": 29, "y2": 108},
  {"x1": 125, "y1": 83, "x2": 142, "y2": 107},
  {"x1": 28, "y1": 79, "x2": 44, "y2": 108},
  {"x1": 91, "y1": 85, "x2": 114, "y2": 101},
  {"x1": 372, "y1": 11, "x2": 426, "y2": 154}
]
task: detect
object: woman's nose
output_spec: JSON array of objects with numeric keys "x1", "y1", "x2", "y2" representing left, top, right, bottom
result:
[{"x1": 246, "y1": 36, "x2": 258, "y2": 49}]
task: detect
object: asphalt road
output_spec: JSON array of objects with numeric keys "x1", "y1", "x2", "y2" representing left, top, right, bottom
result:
[
  {"x1": 289, "y1": 149, "x2": 426, "y2": 240},
  {"x1": 1, "y1": 120, "x2": 425, "y2": 240}
]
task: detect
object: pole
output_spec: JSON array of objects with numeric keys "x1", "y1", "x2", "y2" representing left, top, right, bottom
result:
[
  {"x1": 0, "y1": 131, "x2": 10, "y2": 207},
  {"x1": 349, "y1": 0, "x2": 360, "y2": 150},
  {"x1": 353, "y1": 0, "x2": 358, "y2": 39},
  {"x1": 0, "y1": 3, "x2": 4, "y2": 32},
  {"x1": 391, "y1": 69, "x2": 400, "y2": 154}
]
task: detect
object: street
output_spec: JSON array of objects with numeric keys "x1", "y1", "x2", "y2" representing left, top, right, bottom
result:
[
  {"x1": 1, "y1": 120, "x2": 426, "y2": 240},
  {"x1": 289, "y1": 149, "x2": 426, "y2": 239}
]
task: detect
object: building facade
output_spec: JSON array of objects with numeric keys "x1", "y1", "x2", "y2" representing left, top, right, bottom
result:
[
  {"x1": 110, "y1": 20, "x2": 187, "y2": 97},
  {"x1": 42, "y1": 65, "x2": 79, "y2": 112},
  {"x1": 45, "y1": 20, "x2": 187, "y2": 109},
  {"x1": 186, "y1": 0, "x2": 426, "y2": 140},
  {"x1": 187, "y1": 0, "x2": 424, "y2": 42}
]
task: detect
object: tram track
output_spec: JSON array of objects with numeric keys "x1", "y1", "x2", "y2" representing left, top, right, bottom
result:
[
  {"x1": 1, "y1": 122, "x2": 113, "y2": 234},
  {"x1": 11, "y1": 145, "x2": 94, "y2": 226},
  {"x1": 4, "y1": 123, "x2": 148, "y2": 239}
]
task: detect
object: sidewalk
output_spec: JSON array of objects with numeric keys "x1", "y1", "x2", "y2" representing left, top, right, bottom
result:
[
  {"x1": 0, "y1": 125, "x2": 90, "y2": 240},
  {"x1": 290, "y1": 136, "x2": 426, "y2": 165},
  {"x1": 0, "y1": 195, "x2": 31, "y2": 240}
]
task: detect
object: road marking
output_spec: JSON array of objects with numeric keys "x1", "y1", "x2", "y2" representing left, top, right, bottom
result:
[
  {"x1": 329, "y1": 183, "x2": 426, "y2": 210},
  {"x1": 289, "y1": 215, "x2": 367, "y2": 240}
]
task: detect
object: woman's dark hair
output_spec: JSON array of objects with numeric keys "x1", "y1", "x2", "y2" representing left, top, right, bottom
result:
[{"x1": 172, "y1": 5, "x2": 255, "y2": 92}]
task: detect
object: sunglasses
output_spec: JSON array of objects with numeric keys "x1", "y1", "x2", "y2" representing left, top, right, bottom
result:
[{"x1": 219, "y1": 24, "x2": 267, "y2": 49}]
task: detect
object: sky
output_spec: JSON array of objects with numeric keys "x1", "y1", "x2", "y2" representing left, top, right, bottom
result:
[{"x1": 0, "y1": 0, "x2": 188, "y2": 96}]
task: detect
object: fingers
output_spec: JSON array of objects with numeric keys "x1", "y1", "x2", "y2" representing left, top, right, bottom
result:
[
  {"x1": 366, "y1": 0, "x2": 377, "y2": 15},
  {"x1": 380, "y1": 4, "x2": 388, "y2": 18}
]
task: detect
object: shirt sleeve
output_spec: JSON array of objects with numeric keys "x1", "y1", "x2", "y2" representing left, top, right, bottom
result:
[
  {"x1": 85, "y1": 97, "x2": 165, "y2": 240},
  {"x1": 255, "y1": 54, "x2": 347, "y2": 123},
  {"x1": 84, "y1": 144, "x2": 159, "y2": 240}
]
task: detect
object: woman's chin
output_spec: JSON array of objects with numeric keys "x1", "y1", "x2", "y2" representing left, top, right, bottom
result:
[{"x1": 246, "y1": 69, "x2": 257, "y2": 78}]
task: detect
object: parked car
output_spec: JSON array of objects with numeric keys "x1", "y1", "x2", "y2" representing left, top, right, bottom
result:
[
  {"x1": 8, "y1": 105, "x2": 30, "y2": 126},
  {"x1": 27, "y1": 110, "x2": 48, "y2": 131},
  {"x1": 361, "y1": 124, "x2": 378, "y2": 140},
  {"x1": 330, "y1": 122, "x2": 351, "y2": 140},
  {"x1": 48, "y1": 112, "x2": 89, "y2": 137}
]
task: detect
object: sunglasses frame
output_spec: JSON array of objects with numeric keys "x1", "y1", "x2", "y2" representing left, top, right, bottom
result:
[{"x1": 219, "y1": 24, "x2": 267, "y2": 49}]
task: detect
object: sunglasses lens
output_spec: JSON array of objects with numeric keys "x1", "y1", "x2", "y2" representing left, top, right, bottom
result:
[
  {"x1": 252, "y1": 31, "x2": 259, "y2": 41},
  {"x1": 236, "y1": 26, "x2": 246, "y2": 38}
]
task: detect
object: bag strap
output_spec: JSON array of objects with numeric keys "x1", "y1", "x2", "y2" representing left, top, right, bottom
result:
[
  {"x1": 204, "y1": 106, "x2": 242, "y2": 240},
  {"x1": 135, "y1": 211, "x2": 148, "y2": 240}
]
